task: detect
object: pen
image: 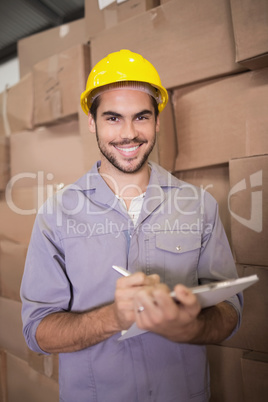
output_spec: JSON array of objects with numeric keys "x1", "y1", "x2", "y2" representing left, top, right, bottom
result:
[
  {"x1": 112, "y1": 265, "x2": 131, "y2": 277},
  {"x1": 112, "y1": 266, "x2": 259, "y2": 309},
  {"x1": 111, "y1": 265, "x2": 212, "y2": 299}
]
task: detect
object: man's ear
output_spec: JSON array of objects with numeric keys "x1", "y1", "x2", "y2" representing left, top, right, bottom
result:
[{"x1": 88, "y1": 113, "x2": 96, "y2": 133}]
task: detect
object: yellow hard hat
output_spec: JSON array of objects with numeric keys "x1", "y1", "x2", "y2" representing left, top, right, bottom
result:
[{"x1": 80, "y1": 49, "x2": 168, "y2": 114}]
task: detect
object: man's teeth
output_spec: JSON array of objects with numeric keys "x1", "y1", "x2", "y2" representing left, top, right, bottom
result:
[{"x1": 116, "y1": 145, "x2": 140, "y2": 152}]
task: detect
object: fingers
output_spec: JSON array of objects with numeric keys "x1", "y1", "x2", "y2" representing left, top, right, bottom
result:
[
  {"x1": 135, "y1": 283, "x2": 171, "y2": 311},
  {"x1": 113, "y1": 272, "x2": 160, "y2": 330},
  {"x1": 133, "y1": 283, "x2": 201, "y2": 334},
  {"x1": 115, "y1": 272, "x2": 160, "y2": 316},
  {"x1": 134, "y1": 284, "x2": 173, "y2": 327},
  {"x1": 114, "y1": 271, "x2": 202, "y2": 337},
  {"x1": 116, "y1": 272, "x2": 160, "y2": 289},
  {"x1": 173, "y1": 284, "x2": 201, "y2": 315}
]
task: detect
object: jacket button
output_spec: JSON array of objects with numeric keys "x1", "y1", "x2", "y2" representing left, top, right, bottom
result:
[{"x1": 176, "y1": 245, "x2": 181, "y2": 251}]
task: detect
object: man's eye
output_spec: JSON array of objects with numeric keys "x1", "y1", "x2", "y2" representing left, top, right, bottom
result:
[
  {"x1": 107, "y1": 116, "x2": 119, "y2": 122},
  {"x1": 137, "y1": 115, "x2": 148, "y2": 121}
]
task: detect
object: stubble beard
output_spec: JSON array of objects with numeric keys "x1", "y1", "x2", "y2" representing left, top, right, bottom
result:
[{"x1": 95, "y1": 126, "x2": 156, "y2": 174}]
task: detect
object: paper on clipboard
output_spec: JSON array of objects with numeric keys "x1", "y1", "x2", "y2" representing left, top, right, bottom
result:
[{"x1": 118, "y1": 274, "x2": 259, "y2": 341}]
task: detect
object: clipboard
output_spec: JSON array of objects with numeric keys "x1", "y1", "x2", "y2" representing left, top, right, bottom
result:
[
  {"x1": 114, "y1": 271, "x2": 259, "y2": 341},
  {"x1": 170, "y1": 274, "x2": 258, "y2": 309}
]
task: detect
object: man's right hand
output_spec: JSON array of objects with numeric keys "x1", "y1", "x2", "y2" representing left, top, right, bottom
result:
[
  {"x1": 113, "y1": 272, "x2": 160, "y2": 330},
  {"x1": 35, "y1": 272, "x2": 160, "y2": 353}
]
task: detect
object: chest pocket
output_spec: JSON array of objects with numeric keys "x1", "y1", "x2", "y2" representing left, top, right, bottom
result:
[
  {"x1": 156, "y1": 231, "x2": 201, "y2": 255},
  {"x1": 146, "y1": 231, "x2": 201, "y2": 289}
]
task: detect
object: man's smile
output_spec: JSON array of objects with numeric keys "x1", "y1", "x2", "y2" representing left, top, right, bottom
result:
[{"x1": 114, "y1": 144, "x2": 142, "y2": 153}]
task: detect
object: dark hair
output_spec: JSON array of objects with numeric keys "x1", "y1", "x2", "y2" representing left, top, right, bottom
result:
[
  {"x1": 89, "y1": 94, "x2": 159, "y2": 122},
  {"x1": 151, "y1": 96, "x2": 159, "y2": 121},
  {"x1": 89, "y1": 96, "x2": 101, "y2": 122}
]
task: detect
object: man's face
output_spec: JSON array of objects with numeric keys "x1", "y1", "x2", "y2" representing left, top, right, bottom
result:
[{"x1": 88, "y1": 89, "x2": 160, "y2": 174}]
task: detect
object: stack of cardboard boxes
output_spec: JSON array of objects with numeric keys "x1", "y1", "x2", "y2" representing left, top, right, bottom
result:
[
  {"x1": 0, "y1": 0, "x2": 267, "y2": 400},
  {"x1": 0, "y1": 18, "x2": 90, "y2": 402}
]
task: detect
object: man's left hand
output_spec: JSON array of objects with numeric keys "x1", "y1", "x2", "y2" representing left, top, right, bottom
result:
[{"x1": 134, "y1": 283, "x2": 202, "y2": 343}]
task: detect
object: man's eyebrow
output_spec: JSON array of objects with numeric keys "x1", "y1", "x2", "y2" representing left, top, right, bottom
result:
[
  {"x1": 134, "y1": 110, "x2": 153, "y2": 118},
  {"x1": 101, "y1": 110, "x2": 153, "y2": 118},
  {"x1": 101, "y1": 111, "x2": 123, "y2": 117}
]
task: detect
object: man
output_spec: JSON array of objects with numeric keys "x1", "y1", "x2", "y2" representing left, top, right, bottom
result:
[{"x1": 21, "y1": 49, "x2": 242, "y2": 402}]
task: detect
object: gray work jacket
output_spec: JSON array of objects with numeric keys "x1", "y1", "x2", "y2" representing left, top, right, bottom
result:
[{"x1": 21, "y1": 161, "x2": 242, "y2": 402}]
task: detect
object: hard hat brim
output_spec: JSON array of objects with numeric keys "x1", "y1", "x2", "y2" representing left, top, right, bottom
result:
[{"x1": 80, "y1": 80, "x2": 168, "y2": 115}]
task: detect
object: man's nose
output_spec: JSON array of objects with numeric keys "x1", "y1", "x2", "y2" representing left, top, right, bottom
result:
[{"x1": 120, "y1": 120, "x2": 137, "y2": 139}]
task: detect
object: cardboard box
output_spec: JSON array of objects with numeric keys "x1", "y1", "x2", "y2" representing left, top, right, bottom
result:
[
  {"x1": 207, "y1": 345, "x2": 246, "y2": 402},
  {"x1": 0, "y1": 349, "x2": 7, "y2": 402},
  {"x1": 10, "y1": 119, "x2": 85, "y2": 187},
  {"x1": 229, "y1": 155, "x2": 268, "y2": 266},
  {"x1": 33, "y1": 44, "x2": 90, "y2": 126},
  {"x1": 28, "y1": 350, "x2": 58, "y2": 382},
  {"x1": 0, "y1": 135, "x2": 9, "y2": 191},
  {"x1": 5, "y1": 352, "x2": 59, "y2": 402},
  {"x1": 90, "y1": 0, "x2": 245, "y2": 90},
  {"x1": 85, "y1": 0, "x2": 160, "y2": 37},
  {"x1": 230, "y1": 0, "x2": 268, "y2": 69},
  {"x1": 78, "y1": 90, "x2": 177, "y2": 173},
  {"x1": 0, "y1": 90, "x2": 9, "y2": 137},
  {"x1": 0, "y1": 187, "x2": 43, "y2": 244},
  {"x1": 0, "y1": 239, "x2": 27, "y2": 301},
  {"x1": 5, "y1": 73, "x2": 33, "y2": 133},
  {"x1": 222, "y1": 265, "x2": 268, "y2": 353},
  {"x1": 0, "y1": 91, "x2": 10, "y2": 190},
  {"x1": 18, "y1": 18, "x2": 87, "y2": 78},
  {"x1": 0, "y1": 297, "x2": 28, "y2": 361},
  {"x1": 173, "y1": 68, "x2": 268, "y2": 171},
  {"x1": 115, "y1": 0, "x2": 159, "y2": 20},
  {"x1": 241, "y1": 351, "x2": 268, "y2": 402},
  {"x1": 174, "y1": 164, "x2": 231, "y2": 244}
]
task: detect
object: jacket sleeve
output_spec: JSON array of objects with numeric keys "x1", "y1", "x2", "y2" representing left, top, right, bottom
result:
[{"x1": 20, "y1": 198, "x2": 70, "y2": 354}]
